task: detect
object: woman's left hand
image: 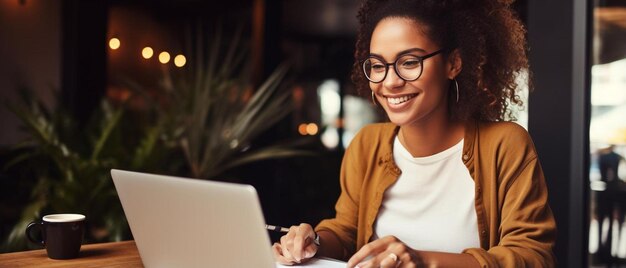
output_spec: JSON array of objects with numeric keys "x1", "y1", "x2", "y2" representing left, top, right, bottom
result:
[{"x1": 346, "y1": 235, "x2": 423, "y2": 268}]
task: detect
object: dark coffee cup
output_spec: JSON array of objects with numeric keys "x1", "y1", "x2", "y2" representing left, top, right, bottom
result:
[{"x1": 25, "y1": 214, "x2": 85, "y2": 259}]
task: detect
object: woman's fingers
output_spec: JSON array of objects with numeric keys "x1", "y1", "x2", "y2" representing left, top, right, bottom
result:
[
  {"x1": 280, "y1": 231, "x2": 295, "y2": 260},
  {"x1": 347, "y1": 238, "x2": 388, "y2": 267},
  {"x1": 303, "y1": 241, "x2": 318, "y2": 259},
  {"x1": 292, "y1": 223, "x2": 316, "y2": 262},
  {"x1": 351, "y1": 251, "x2": 402, "y2": 268},
  {"x1": 379, "y1": 252, "x2": 399, "y2": 268},
  {"x1": 272, "y1": 243, "x2": 296, "y2": 265},
  {"x1": 275, "y1": 224, "x2": 317, "y2": 264},
  {"x1": 347, "y1": 236, "x2": 413, "y2": 268}
]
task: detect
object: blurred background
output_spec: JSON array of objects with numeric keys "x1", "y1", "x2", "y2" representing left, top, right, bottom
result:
[{"x1": 0, "y1": 0, "x2": 623, "y2": 267}]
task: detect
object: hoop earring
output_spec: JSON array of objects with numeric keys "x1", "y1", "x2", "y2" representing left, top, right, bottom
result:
[
  {"x1": 453, "y1": 79, "x2": 459, "y2": 103},
  {"x1": 371, "y1": 91, "x2": 377, "y2": 106}
]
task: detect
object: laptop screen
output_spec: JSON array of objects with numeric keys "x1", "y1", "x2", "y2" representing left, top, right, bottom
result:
[{"x1": 111, "y1": 169, "x2": 276, "y2": 268}]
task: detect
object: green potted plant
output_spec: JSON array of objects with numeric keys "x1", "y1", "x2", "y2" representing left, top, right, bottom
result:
[
  {"x1": 2, "y1": 27, "x2": 310, "y2": 252},
  {"x1": 1, "y1": 88, "x2": 161, "y2": 251}
]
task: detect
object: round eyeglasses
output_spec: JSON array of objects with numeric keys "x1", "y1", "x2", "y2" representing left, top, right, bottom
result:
[{"x1": 362, "y1": 49, "x2": 444, "y2": 83}]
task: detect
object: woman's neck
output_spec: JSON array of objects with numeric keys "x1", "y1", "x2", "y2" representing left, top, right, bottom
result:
[{"x1": 398, "y1": 118, "x2": 466, "y2": 158}]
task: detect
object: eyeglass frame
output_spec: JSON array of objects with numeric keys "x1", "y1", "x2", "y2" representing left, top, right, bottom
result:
[{"x1": 361, "y1": 49, "x2": 445, "y2": 83}]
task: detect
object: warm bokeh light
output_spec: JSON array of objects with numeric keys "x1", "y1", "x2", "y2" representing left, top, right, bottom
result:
[
  {"x1": 298, "y1": 123, "x2": 308, "y2": 135},
  {"x1": 306, "y1": 123, "x2": 319, "y2": 135},
  {"x1": 299, "y1": 123, "x2": 320, "y2": 135},
  {"x1": 174, "y1": 54, "x2": 186, "y2": 67},
  {"x1": 158, "y1": 51, "x2": 170, "y2": 64},
  {"x1": 109, "y1": 38, "x2": 120, "y2": 50},
  {"x1": 142, "y1": 47, "x2": 154, "y2": 59}
]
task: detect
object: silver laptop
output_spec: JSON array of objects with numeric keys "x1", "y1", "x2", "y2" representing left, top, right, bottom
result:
[{"x1": 111, "y1": 169, "x2": 276, "y2": 268}]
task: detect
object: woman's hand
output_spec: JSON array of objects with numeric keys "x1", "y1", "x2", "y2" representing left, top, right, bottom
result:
[
  {"x1": 272, "y1": 223, "x2": 318, "y2": 265},
  {"x1": 347, "y1": 235, "x2": 422, "y2": 268}
]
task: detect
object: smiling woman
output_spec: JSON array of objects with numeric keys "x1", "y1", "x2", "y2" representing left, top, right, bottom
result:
[
  {"x1": 368, "y1": 17, "x2": 455, "y2": 137},
  {"x1": 272, "y1": 0, "x2": 556, "y2": 267}
]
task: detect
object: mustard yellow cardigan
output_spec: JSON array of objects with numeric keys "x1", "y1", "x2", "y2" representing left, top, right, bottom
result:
[{"x1": 316, "y1": 121, "x2": 556, "y2": 267}]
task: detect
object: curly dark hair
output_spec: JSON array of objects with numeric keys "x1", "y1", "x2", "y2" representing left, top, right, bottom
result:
[{"x1": 352, "y1": 0, "x2": 529, "y2": 121}]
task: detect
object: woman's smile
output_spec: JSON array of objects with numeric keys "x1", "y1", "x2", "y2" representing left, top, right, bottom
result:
[{"x1": 382, "y1": 93, "x2": 419, "y2": 110}]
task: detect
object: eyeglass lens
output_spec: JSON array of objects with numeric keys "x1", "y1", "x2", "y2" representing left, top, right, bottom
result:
[{"x1": 363, "y1": 54, "x2": 423, "y2": 83}]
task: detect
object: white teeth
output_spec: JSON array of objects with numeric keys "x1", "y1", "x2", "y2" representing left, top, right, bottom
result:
[{"x1": 387, "y1": 94, "x2": 415, "y2": 105}]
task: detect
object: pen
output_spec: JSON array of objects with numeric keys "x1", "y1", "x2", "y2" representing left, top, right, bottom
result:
[
  {"x1": 265, "y1": 224, "x2": 321, "y2": 246},
  {"x1": 265, "y1": 224, "x2": 290, "y2": 233}
]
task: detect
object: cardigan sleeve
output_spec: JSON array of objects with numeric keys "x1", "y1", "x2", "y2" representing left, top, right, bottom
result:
[
  {"x1": 463, "y1": 149, "x2": 556, "y2": 266},
  {"x1": 315, "y1": 135, "x2": 362, "y2": 260}
]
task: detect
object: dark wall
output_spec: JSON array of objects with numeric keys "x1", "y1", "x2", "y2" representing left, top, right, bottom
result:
[
  {"x1": 528, "y1": 0, "x2": 590, "y2": 267},
  {"x1": 0, "y1": 1, "x2": 61, "y2": 146},
  {"x1": 61, "y1": 0, "x2": 108, "y2": 127}
]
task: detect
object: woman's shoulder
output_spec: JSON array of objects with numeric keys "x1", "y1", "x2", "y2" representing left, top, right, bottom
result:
[
  {"x1": 348, "y1": 122, "x2": 397, "y2": 149},
  {"x1": 358, "y1": 122, "x2": 397, "y2": 135},
  {"x1": 474, "y1": 121, "x2": 538, "y2": 158},
  {"x1": 476, "y1": 121, "x2": 533, "y2": 143}
]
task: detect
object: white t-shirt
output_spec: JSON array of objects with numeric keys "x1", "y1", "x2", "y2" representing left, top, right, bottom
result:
[{"x1": 373, "y1": 136, "x2": 480, "y2": 253}]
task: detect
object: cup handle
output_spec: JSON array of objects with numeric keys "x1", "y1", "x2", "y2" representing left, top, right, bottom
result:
[{"x1": 25, "y1": 222, "x2": 45, "y2": 246}]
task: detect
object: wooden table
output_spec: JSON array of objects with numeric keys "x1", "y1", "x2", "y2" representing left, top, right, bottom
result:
[{"x1": 0, "y1": 241, "x2": 143, "y2": 267}]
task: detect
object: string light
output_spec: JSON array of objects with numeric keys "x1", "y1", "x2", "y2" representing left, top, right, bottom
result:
[
  {"x1": 142, "y1": 47, "x2": 154, "y2": 59},
  {"x1": 298, "y1": 123, "x2": 320, "y2": 135},
  {"x1": 174, "y1": 54, "x2": 186, "y2": 67},
  {"x1": 306, "y1": 123, "x2": 318, "y2": 135},
  {"x1": 298, "y1": 124, "x2": 308, "y2": 135},
  {"x1": 109, "y1": 38, "x2": 120, "y2": 50},
  {"x1": 158, "y1": 52, "x2": 170, "y2": 64}
]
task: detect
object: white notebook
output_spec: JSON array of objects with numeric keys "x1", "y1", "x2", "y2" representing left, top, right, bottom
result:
[{"x1": 276, "y1": 257, "x2": 347, "y2": 268}]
